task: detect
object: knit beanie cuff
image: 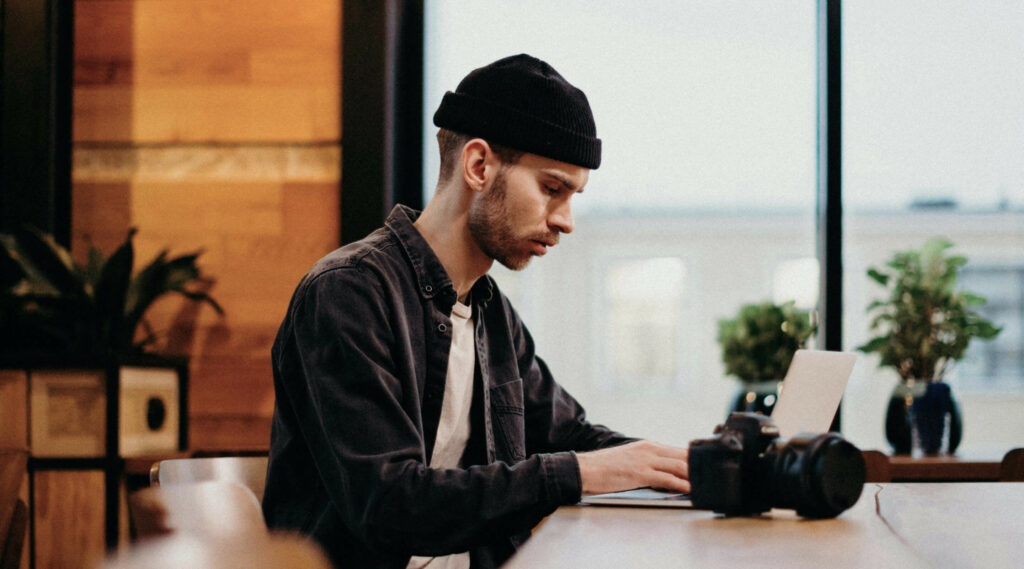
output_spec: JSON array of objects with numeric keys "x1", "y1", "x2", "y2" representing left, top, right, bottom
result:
[{"x1": 434, "y1": 92, "x2": 601, "y2": 170}]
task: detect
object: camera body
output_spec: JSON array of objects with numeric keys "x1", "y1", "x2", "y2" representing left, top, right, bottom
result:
[{"x1": 688, "y1": 412, "x2": 866, "y2": 518}]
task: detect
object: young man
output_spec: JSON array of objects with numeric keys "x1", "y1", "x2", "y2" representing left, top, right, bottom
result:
[{"x1": 263, "y1": 54, "x2": 690, "y2": 569}]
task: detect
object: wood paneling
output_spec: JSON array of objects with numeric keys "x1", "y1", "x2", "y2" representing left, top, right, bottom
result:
[
  {"x1": 74, "y1": 0, "x2": 341, "y2": 144},
  {"x1": 33, "y1": 470, "x2": 107, "y2": 569},
  {"x1": 72, "y1": 0, "x2": 342, "y2": 452},
  {"x1": 188, "y1": 415, "x2": 273, "y2": 452},
  {"x1": 74, "y1": 1, "x2": 135, "y2": 142},
  {"x1": 70, "y1": 182, "x2": 133, "y2": 255},
  {"x1": 0, "y1": 371, "x2": 28, "y2": 448}
]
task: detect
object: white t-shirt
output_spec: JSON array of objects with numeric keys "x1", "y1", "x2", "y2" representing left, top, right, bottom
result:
[{"x1": 406, "y1": 299, "x2": 475, "y2": 569}]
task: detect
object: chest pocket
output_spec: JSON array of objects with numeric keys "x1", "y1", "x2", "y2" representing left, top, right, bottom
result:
[{"x1": 489, "y1": 378, "x2": 526, "y2": 462}]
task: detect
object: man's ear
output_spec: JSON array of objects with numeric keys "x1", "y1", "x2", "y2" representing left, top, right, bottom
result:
[{"x1": 461, "y1": 138, "x2": 499, "y2": 193}]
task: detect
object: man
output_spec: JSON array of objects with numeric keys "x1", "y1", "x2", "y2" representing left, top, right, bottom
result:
[{"x1": 263, "y1": 54, "x2": 690, "y2": 569}]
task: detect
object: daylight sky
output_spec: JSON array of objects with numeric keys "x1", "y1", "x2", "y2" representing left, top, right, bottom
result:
[{"x1": 423, "y1": 1, "x2": 1024, "y2": 214}]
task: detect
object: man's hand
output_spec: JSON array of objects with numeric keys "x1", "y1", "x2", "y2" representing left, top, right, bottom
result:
[{"x1": 575, "y1": 440, "x2": 690, "y2": 495}]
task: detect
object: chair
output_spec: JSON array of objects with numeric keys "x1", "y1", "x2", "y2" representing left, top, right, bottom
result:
[
  {"x1": 130, "y1": 481, "x2": 266, "y2": 539},
  {"x1": 1, "y1": 449, "x2": 28, "y2": 569},
  {"x1": 999, "y1": 448, "x2": 1024, "y2": 481},
  {"x1": 150, "y1": 455, "x2": 269, "y2": 501},
  {"x1": 861, "y1": 449, "x2": 892, "y2": 483}
]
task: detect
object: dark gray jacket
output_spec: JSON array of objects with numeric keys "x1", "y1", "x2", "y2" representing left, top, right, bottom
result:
[{"x1": 263, "y1": 205, "x2": 631, "y2": 568}]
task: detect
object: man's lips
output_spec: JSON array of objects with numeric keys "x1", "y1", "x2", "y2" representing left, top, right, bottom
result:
[{"x1": 530, "y1": 239, "x2": 556, "y2": 255}]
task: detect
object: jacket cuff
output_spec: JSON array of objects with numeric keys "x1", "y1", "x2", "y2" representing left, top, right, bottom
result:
[{"x1": 539, "y1": 451, "x2": 582, "y2": 505}]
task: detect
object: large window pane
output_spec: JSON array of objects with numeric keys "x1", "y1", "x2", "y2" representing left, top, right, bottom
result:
[
  {"x1": 843, "y1": 1, "x2": 1024, "y2": 453},
  {"x1": 425, "y1": 1, "x2": 817, "y2": 445}
]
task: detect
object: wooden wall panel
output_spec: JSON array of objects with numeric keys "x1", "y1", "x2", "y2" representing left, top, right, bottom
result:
[
  {"x1": 72, "y1": 0, "x2": 342, "y2": 452},
  {"x1": 0, "y1": 370, "x2": 28, "y2": 448},
  {"x1": 137, "y1": 86, "x2": 339, "y2": 142},
  {"x1": 75, "y1": 0, "x2": 340, "y2": 143},
  {"x1": 74, "y1": 1, "x2": 135, "y2": 142},
  {"x1": 33, "y1": 470, "x2": 107, "y2": 569},
  {"x1": 70, "y1": 182, "x2": 133, "y2": 255},
  {"x1": 134, "y1": 0, "x2": 340, "y2": 143}
]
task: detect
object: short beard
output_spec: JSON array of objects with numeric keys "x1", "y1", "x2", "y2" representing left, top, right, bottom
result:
[{"x1": 467, "y1": 168, "x2": 532, "y2": 271}]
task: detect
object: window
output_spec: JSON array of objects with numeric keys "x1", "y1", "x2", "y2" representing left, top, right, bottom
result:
[
  {"x1": 959, "y1": 266, "x2": 1024, "y2": 390},
  {"x1": 425, "y1": 1, "x2": 817, "y2": 445},
  {"x1": 843, "y1": 0, "x2": 1024, "y2": 452},
  {"x1": 602, "y1": 257, "x2": 687, "y2": 390}
]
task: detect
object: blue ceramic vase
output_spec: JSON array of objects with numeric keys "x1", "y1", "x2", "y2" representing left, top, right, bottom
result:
[{"x1": 885, "y1": 379, "x2": 962, "y2": 455}]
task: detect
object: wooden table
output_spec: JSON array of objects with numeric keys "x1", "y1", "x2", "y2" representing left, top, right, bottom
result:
[
  {"x1": 504, "y1": 483, "x2": 1023, "y2": 569},
  {"x1": 100, "y1": 532, "x2": 333, "y2": 569}
]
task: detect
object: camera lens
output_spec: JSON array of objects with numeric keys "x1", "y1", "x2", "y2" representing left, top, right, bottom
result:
[{"x1": 770, "y1": 433, "x2": 866, "y2": 518}]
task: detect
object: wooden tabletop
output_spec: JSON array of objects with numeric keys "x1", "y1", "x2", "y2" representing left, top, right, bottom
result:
[
  {"x1": 504, "y1": 483, "x2": 1023, "y2": 569},
  {"x1": 99, "y1": 533, "x2": 333, "y2": 569}
]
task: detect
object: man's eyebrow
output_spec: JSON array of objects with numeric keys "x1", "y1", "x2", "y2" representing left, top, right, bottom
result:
[{"x1": 541, "y1": 169, "x2": 584, "y2": 193}]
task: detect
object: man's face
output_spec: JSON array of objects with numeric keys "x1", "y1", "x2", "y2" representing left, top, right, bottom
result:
[{"x1": 468, "y1": 153, "x2": 589, "y2": 270}]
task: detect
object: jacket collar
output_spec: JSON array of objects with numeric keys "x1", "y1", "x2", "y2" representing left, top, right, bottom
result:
[{"x1": 386, "y1": 205, "x2": 494, "y2": 308}]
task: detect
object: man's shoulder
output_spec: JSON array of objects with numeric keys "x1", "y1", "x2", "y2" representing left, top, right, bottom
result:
[
  {"x1": 315, "y1": 227, "x2": 398, "y2": 269},
  {"x1": 297, "y1": 228, "x2": 408, "y2": 295}
]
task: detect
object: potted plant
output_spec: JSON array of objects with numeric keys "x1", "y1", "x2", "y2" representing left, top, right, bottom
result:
[
  {"x1": 717, "y1": 300, "x2": 816, "y2": 415},
  {"x1": 1, "y1": 225, "x2": 224, "y2": 558},
  {"x1": 1, "y1": 226, "x2": 223, "y2": 456},
  {"x1": 858, "y1": 237, "x2": 1001, "y2": 455},
  {"x1": 0, "y1": 226, "x2": 222, "y2": 359}
]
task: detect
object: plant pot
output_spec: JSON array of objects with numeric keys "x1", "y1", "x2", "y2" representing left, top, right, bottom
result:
[
  {"x1": 885, "y1": 379, "x2": 962, "y2": 455},
  {"x1": 731, "y1": 380, "x2": 781, "y2": 416}
]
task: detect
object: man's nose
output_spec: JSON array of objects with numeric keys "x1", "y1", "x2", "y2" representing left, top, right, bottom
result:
[{"x1": 548, "y1": 200, "x2": 574, "y2": 234}]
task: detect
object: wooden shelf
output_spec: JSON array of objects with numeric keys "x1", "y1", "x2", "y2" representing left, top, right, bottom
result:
[{"x1": 887, "y1": 452, "x2": 1002, "y2": 481}]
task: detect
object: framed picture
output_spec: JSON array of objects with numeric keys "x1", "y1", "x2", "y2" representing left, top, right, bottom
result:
[
  {"x1": 119, "y1": 365, "x2": 182, "y2": 457},
  {"x1": 29, "y1": 369, "x2": 107, "y2": 458}
]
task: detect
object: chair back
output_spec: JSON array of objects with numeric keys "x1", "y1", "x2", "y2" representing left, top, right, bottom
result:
[
  {"x1": 151, "y1": 456, "x2": 269, "y2": 501},
  {"x1": 131, "y1": 481, "x2": 266, "y2": 539},
  {"x1": 861, "y1": 449, "x2": 892, "y2": 483},
  {"x1": 999, "y1": 448, "x2": 1024, "y2": 481}
]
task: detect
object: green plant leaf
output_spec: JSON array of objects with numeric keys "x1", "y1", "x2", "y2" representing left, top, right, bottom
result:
[
  {"x1": 124, "y1": 250, "x2": 172, "y2": 341},
  {"x1": 973, "y1": 321, "x2": 1003, "y2": 339},
  {"x1": 857, "y1": 336, "x2": 889, "y2": 354},
  {"x1": 866, "y1": 268, "x2": 889, "y2": 286},
  {"x1": 177, "y1": 289, "x2": 225, "y2": 315},
  {"x1": 946, "y1": 255, "x2": 968, "y2": 270},
  {"x1": 0, "y1": 236, "x2": 27, "y2": 289},
  {"x1": 84, "y1": 246, "x2": 107, "y2": 288},
  {"x1": 962, "y1": 292, "x2": 988, "y2": 306},
  {"x1": 93, "y1": 230, "x2": 136, "y2": 353},
  {"x1": 3, "y1": 227, "x2": 87, "y2": 297},
  {"x1": 124, "y1": 248, "x2": 224, "y2": 351}
]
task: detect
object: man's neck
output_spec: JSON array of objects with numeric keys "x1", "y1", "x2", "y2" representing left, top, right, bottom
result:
[{"x1": 414, "y1": 189, "x2": 492, "y2": 303}]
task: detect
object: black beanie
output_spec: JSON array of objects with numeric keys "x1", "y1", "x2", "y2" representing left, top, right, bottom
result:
[{"x1": 433, "y1": 54, "x2": 602, "y2": 169}]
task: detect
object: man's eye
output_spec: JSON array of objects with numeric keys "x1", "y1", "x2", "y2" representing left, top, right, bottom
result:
[{"x1": 545, "y1": 186, "x2": 560, "y2": 195}]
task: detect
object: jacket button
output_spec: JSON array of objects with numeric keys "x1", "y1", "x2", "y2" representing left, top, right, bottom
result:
[
  {"x1": 424, "y1": 285, "x2": 433, "y2": 293},
  {"x1": 438, "y1": 323, "x2": 447, "y2": 333}
]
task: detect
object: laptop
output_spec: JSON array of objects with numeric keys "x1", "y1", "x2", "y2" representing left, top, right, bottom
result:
[{"x1": 580, "y1": 349, "x2": 858, "y2": 507}]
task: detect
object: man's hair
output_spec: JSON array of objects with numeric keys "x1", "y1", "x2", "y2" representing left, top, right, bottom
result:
[{"x1": 436, "y1": 129, "x2": 525, "y2": 183}]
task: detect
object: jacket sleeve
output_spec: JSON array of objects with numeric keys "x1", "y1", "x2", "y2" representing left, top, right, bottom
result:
[
  {"x1": 501, "y1": 295, "x2": 637, "y2": 455},
  {"x1": 271, "y1": 266, "x2": 580, "y2": 557}
]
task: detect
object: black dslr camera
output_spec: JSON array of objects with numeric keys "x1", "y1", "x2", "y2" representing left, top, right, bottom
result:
[{"x1": 688, "y1": 412, "x2": 866, "y2": 518}]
